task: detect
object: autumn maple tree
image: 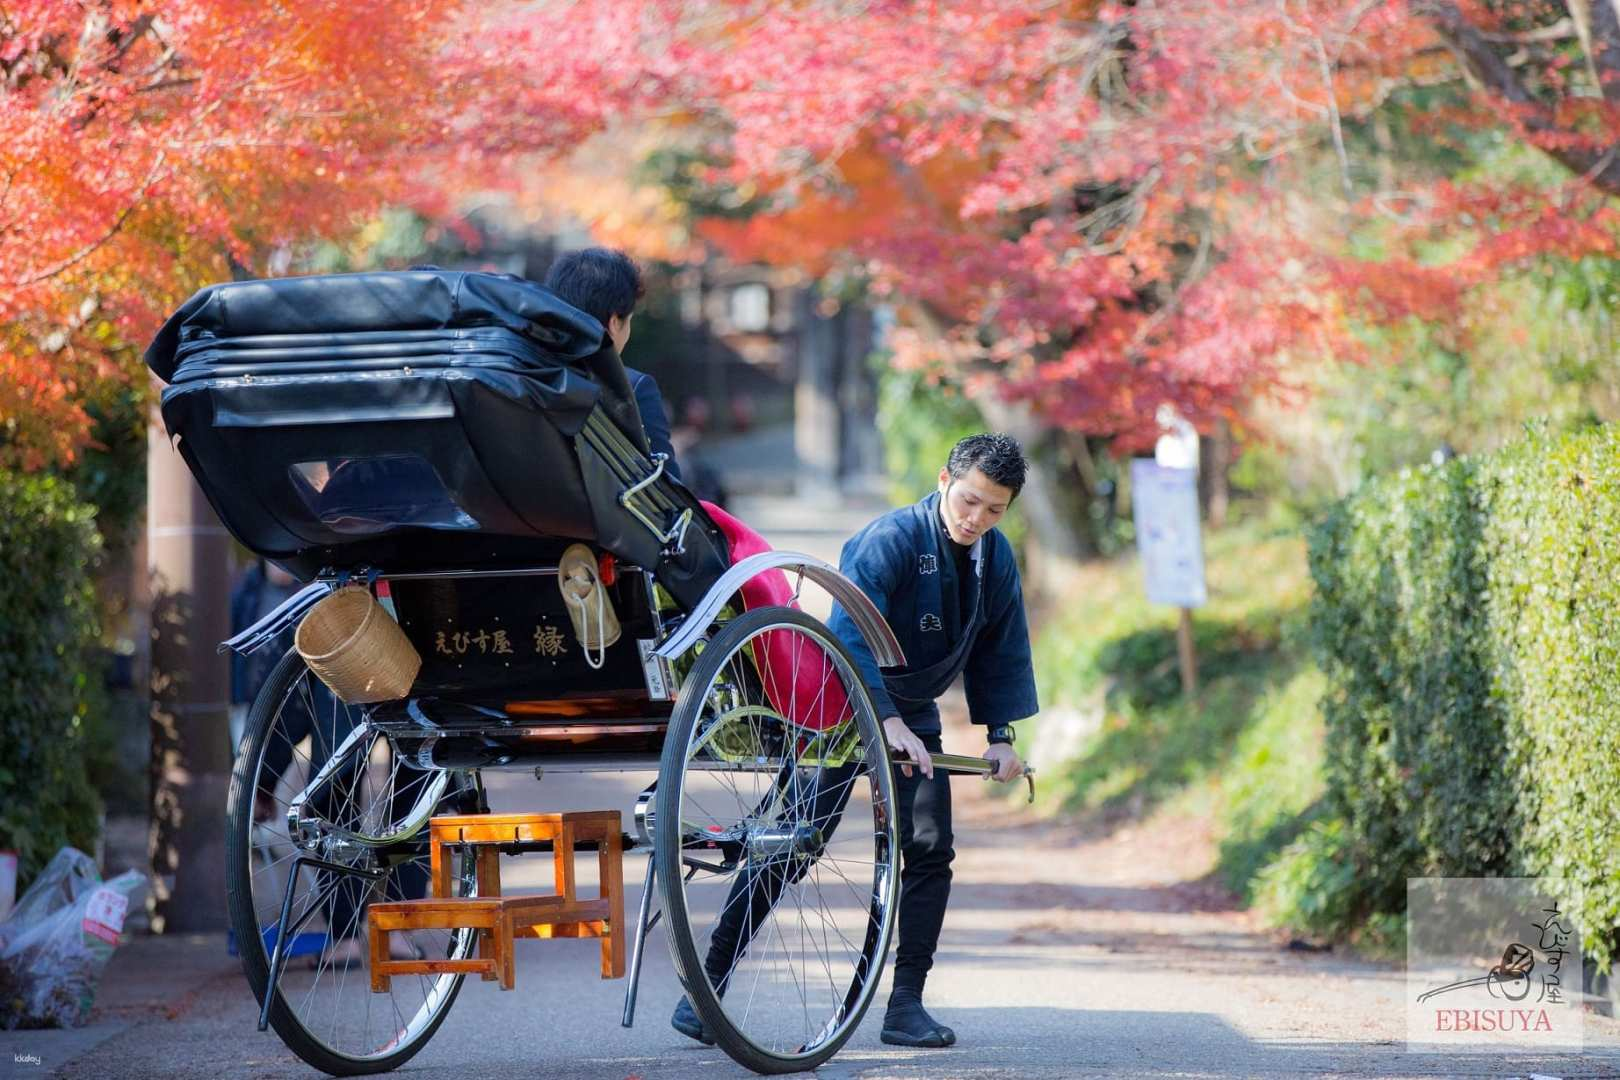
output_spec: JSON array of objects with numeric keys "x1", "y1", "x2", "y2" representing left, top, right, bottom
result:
[
  {"x1": 9, "y1": 0, "x2": 1620, "y2": 492},
  {"x1": 499, "y1": 1, "x2": 1620, "y2": 511},
  {"x1": 0, "y1": 0, "x2": 647, "y2": 470},
  {"x1": 2, "y1": 2, "x2": 430, "y2": 466}
]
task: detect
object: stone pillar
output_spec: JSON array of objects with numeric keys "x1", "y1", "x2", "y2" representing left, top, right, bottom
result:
[
  {"x1": 794, "y1": 290, "x2": 843, "y2": 499},
  {"x1": 145, "y1": 412, "x2": 234, "y2": 932},
  {"x1": 836, "y1": 304, "x2": 881, "y2": 490}
]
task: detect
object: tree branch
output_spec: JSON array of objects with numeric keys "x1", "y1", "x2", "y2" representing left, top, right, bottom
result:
[
  {"x1": 1482, "y1": 16, "x2": 1575, "y2": 46},
  {"x1": 1417, "y1": 0, "x2": 1620, "y2": 194},
  {"x1": 14, "y1": 149, "x2": 168, "y2": 286},
  {"x1": 1312, "y1": 32, "x2": 1354, "y2": 203},
  {"x1": 1568, "y1": 1, "x2": 1620, "y2": 103},
  {"x1": 1598, "y1": 1, "x2": 1620, "y2": 99},
  {"x1": 105, "y1": 13, "x2": 157, "y2": 70},
  {"x1": 138, "y1": 76, "x2": 199, "y2": 95},
  {"x1": 1126, "y1": 218, "x2": 1214, "y2": 356}
]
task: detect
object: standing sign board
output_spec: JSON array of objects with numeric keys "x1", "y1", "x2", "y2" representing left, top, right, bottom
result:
[{"x1": 1130, "y1": 459, "x2": 1207, "y2": 608}]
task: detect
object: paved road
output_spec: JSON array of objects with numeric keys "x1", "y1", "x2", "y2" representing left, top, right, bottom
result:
[{"x1": 10, "y1": 741, "x2": 1620, "y2": 1080}]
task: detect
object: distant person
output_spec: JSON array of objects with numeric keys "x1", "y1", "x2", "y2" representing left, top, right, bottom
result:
[
  {"x1": 727, "y1": 390, "x2": 756, "y2": 434},
  {"x1": 670, "y1": 419, "x2": 729, "y2": 509},
  {"x1": 542, "y1": 248, "x2": 682, "y2": 481},
  {"x1": 680, "y1": 395, "x2": 712, "y2": 435},
  {"x1": 229, "y1": 557, "x2": 302, "y2": 785},
  {"x1": 667, "y1": 395, "x2": 726, "y2": 506}
]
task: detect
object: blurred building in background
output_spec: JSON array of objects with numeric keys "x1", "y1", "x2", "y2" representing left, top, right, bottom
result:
[{"x1": 443, "y1": 205, "x2": 886, "y2": 500}]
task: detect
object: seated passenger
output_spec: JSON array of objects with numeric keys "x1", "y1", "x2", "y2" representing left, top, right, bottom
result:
[{"x1": 542, "y1": 247, "x2": 682, "y2": 481}]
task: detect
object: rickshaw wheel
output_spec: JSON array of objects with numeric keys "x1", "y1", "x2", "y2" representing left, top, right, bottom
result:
[
  {"x1": 656, "y1": 606, "x2": 900, "y2": 1074},
  {"x1": 225, "y1": 647, "x2": 480, "y2": 1076}
]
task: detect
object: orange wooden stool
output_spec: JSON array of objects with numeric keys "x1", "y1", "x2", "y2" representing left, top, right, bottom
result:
[{"x1": 366, "y1": 811, "x2": 625, "y2": 993}]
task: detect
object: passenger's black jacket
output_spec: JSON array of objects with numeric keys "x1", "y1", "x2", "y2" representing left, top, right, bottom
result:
[{"x1": 624, "y1": 366, "x2": 681, "y2": 482}]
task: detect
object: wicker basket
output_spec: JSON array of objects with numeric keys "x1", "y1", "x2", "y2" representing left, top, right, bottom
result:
[{"x1": 294, "y1": 585, "x2": 421, "y2": 704}]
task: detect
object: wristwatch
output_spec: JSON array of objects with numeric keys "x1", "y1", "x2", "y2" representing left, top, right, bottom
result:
[{"x1": 987, "y1": 723, "x2": 1016, "y2": 746}]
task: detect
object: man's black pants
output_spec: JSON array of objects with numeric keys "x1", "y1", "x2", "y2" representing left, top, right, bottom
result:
[{"x1": 700, "y1": 731, "x2": 954, "y2": 999}]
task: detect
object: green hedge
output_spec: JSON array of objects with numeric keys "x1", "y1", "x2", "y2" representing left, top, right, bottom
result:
[
  {"x1": 1306, "y1": 422, "x2": 1620, "y2": 968},
  {"x1": 0, "y1": 470, "x2": 104, "y2": 889}
]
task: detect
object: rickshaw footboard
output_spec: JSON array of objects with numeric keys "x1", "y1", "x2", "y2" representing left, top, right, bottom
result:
[{"x1": 369, "y1": 811, "x2": 626, "y2": 993}]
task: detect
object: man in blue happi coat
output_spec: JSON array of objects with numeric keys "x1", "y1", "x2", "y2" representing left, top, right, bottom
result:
[{"x1": 672, "y1": 433, "x2": 1037, "y2": 1049}]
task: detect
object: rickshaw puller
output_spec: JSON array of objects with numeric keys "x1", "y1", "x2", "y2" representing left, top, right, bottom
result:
[{"x1": 673, "y1": 433, "x2": 1037, "y2": 1049}]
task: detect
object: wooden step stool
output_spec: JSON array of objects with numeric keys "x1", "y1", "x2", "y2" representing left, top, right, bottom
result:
[{"x1": 366, "y1": 811, "x2": 625, "y2": 993}]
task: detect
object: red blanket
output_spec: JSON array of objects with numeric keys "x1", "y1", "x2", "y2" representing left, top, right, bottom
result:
[{"x1": 702, "y1": 501, "x2": 852, "y2": 732}]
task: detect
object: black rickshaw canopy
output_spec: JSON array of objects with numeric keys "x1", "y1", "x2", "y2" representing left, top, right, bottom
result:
[{"x1": 145, "y1": 269, "x2": 728, "y2": 609}]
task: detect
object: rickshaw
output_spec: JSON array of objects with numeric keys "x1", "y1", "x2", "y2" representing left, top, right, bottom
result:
[{"x1": 145, "y1": 269, "x2": 1008, "y2": 1077}]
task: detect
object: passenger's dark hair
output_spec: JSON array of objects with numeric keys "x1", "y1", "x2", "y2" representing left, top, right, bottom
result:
[
  {"x1": 946, "y1": 432, "x2": 1027, "y2": 496},
  {"x1": 541, "y1": 248, "x2": 645, "y2": 327}
]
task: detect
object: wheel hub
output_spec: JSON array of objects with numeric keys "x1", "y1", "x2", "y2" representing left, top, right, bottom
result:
[
  {"x1": 320, "y1": 835, "x2": 377, "y2": 870},
  {"x1": 745, "y1": 821, "x2": 824, "y2": 861}
]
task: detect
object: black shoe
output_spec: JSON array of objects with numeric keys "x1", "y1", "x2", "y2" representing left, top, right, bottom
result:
[
  {"x1": 672, "y1": 995, "x2": 716, "y2": 1046},
  {"x1": 880, "y1": 998, "x2": 956, "y2": 1048}
]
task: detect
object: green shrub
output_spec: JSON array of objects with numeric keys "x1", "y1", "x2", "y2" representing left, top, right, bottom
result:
[
  {"x1": 0, "y1": 470, "x2": 104, "y2": 889},
  {"x1": 1482, "y1": 424, "x2": 1620, "y2": 970},
  {"x1": 1215, "y1": 665, "x2": 1327, "y2": 897},
  {"x1": 875, "y1": 363, "x2": 985, "y2": 506},
  {"x1": 1253, "y1": 817, "x2": 1362, "y2": 936},
  {"x1": 1305, "y1": 422, "x2": 1620, "y2": 969}
]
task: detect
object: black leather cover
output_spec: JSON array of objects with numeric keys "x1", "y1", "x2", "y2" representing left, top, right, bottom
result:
[
  {"x1": 144, "y1": 270, "x2": 726, "y2": 598},
  {"x1": 147, "y1": 269, "x2": 649, "y2": 451}
]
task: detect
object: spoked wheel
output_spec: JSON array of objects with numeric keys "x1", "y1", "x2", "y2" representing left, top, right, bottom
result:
[
  {"x1": 225, "y1": 647, "x2": 480, "y2": 1076},
  {"x1": 656, "y1": 605, "x2": 899, "y2": 1074}
]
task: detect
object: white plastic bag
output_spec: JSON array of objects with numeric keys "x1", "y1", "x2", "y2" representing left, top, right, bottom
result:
[{"x1": 0, "y1": 847, "x2": 145, "y2": 1029}]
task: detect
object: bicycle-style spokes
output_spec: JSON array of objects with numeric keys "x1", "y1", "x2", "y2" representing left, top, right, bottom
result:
[
  {"x1": 657, "y1": 607, "x2": 899, "y2": 1074},
  {"x1": 225, "y1": 648, "x2": 478, "y2": 1076}
]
